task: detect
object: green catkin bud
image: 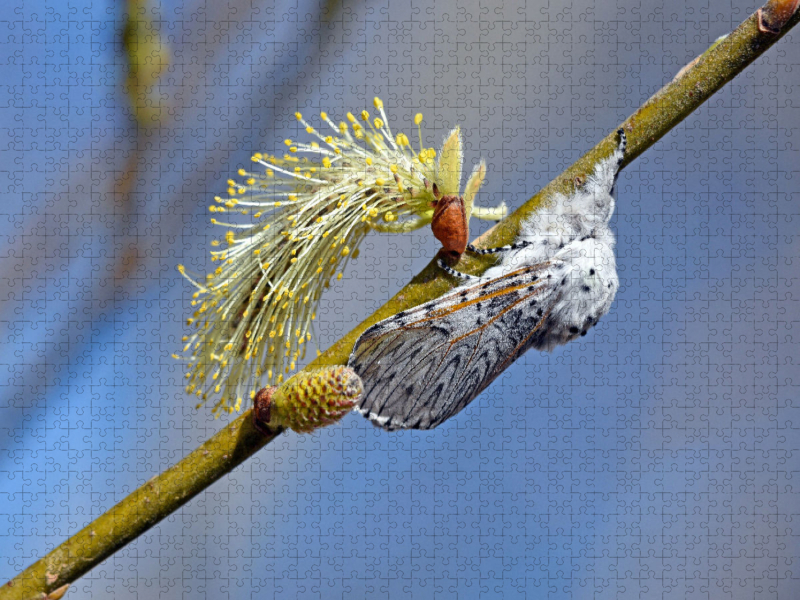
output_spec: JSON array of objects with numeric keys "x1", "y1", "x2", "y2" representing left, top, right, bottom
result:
[{"x1": 253, "y1": 366, "x2": 363, "y2": 433}]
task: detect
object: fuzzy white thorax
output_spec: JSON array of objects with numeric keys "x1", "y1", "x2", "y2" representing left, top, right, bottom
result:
[{"x1": 476, "y1": 133, "x2": 625, "y2": 350}]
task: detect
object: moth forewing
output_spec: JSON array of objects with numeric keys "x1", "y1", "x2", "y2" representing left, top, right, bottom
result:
[{"x1": 349, "y1": 264, "x2": 556, "y2": 430}]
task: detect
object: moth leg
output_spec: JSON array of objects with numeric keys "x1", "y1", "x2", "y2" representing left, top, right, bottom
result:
[
  {"x1": 616, "y1": 128, "x2": 627, "y2": 161},
  {"x1": 436, "y1": 258, "x2": 479, "y2": 280},
  {"x1": 603, "y1": 128, "x2": 627, "y2": 183},
  {"x1": 466, "y1": 240, "x2": 532, "y2": 255}
]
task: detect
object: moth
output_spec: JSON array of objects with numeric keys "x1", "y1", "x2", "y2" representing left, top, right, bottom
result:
[{"x1": 348, "y1": 130, "x2": 627, "y2": 430}]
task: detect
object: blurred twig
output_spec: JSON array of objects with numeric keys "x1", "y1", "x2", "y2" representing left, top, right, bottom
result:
[
  {"x1": 123, "y1": 0, "x2": 171, "y2": 127},
  {"x1": 2, "y1": 2, "x2": 797, "y2": 598}
]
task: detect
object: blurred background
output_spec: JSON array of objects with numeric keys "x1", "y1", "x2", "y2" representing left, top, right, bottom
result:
[{"x1": 1, "y1": 0, "x2": 799, "y2": 598}]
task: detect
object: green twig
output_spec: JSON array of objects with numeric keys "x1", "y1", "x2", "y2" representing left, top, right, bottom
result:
[
  {"x1": 309, "y1": 0, "x2": 800, "y2": 372},
  {"x1": 3, "y1": 2, "x2": 797, "y2": 598},
  {"x1": 3, "y1": 417, "x2": 281, "y2": 600}
]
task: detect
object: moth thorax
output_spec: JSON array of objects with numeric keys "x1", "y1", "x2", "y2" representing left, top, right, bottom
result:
[{"x1": 431, "y1": 194, "x2": 468, "y2": 260}]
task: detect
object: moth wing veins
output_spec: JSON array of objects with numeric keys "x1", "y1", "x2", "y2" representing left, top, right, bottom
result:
[{"x1": 348, "y1": 262, "x2": 558, "y2": 430}]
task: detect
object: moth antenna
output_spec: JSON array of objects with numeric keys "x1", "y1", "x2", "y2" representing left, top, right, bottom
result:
[
  {"x1": 437, "y1": 258, "x2": 478, "y2": 280},
  {"x1": 467, "y1": 240, "x2": 532, "y2": 255}
]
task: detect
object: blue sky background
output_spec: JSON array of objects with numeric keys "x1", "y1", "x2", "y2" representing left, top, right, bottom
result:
[{"x1": 1, "y1": 0, "x2": 799, "y2": 598}]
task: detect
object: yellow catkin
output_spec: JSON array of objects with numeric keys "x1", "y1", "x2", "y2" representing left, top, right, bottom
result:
[{"x1": 176, "y1": 96, "x2": 505, "y2": 413}]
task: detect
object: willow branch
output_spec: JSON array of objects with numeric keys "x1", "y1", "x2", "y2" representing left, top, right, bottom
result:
[
  {"x1": 309, "y1": 0, "x2": 799, "y2": 370},
  {"x1": 3, "y1": 2, "x2": 797, "y2": 598}
]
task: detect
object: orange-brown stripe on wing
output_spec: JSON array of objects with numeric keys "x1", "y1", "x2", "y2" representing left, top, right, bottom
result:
[{"x1": 402, "y1": 263, "x2": 551, "y2": 326}]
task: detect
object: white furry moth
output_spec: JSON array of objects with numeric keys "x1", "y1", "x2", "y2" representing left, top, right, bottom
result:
[{"x1": 348, "y1": 130, "x2": 627, "y2": 430}]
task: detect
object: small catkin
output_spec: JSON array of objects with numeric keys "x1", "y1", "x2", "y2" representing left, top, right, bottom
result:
[{"x1": 254, "y1": 366, "x2": 363, "y2": 433}]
